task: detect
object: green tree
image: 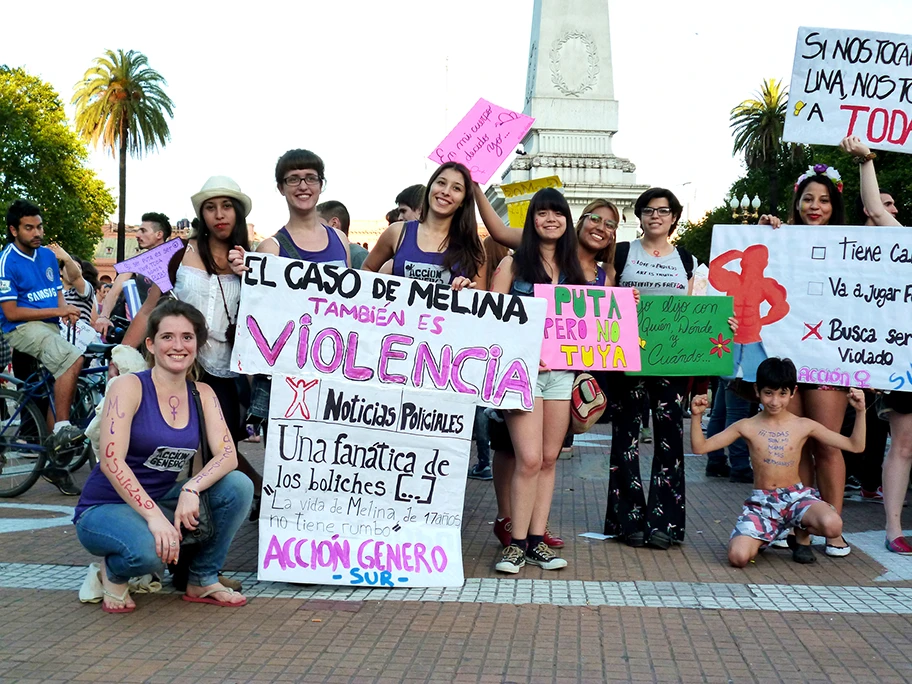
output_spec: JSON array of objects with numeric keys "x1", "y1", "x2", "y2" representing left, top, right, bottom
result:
[
  {"x1": 0, "y1": 66, "x2": 115, "y2": 258},
  {"x1": 72, "y1": 49, "x2": 174, "y2": 262},
  {"x1": 730, "y1": 78, "x2": 797, "y2": 218}
]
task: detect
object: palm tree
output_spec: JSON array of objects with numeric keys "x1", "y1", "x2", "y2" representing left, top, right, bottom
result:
[
  {"x1": 730, "y1": 78, "x2": 790, "y2": 217},
  {"x1": 72, "y1": 49, "x2": 174, "y2": 261}
]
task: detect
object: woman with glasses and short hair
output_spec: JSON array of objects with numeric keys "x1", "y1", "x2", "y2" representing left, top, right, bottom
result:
[
  {"x1": 604, "y1": 188, "x2": 696, "y2": 550},
  {"x1": 252, "y1": 149, "x2": 351, "y2": 267}
]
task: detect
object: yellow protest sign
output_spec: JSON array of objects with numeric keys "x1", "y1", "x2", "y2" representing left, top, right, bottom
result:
[{"x1": 501, "y1": 176, "x2": 563, "y2": 228}]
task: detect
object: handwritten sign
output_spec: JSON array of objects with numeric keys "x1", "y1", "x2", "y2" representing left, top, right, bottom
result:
[
  {"x1": 783, "y1": 27, "x2": 912, "y2": 152},
  {"x1": 233, "y1": 255, "x2": 546, "y2": 410},
  {"x1": 533, "y1": 285, "x2": 641, "y2": 371},
  {"x1": 113, "y1": 238, "x2": 184, "y2": 292},
  {"x1": 502, "y1": 176, "x2": 563, "y2": 228},
  {"x1": 59, "y1": 318, "x2": 102, "y2": 353},
  {"x1": 429, "y1": 98, "x2": 535, "y2": 184},
  {"x1": 709, "y1": 224, "x2": 912, "y2": 389},
  {"x1": 628, "y1": 296, "x2": 734, "y2": 377},
  {"x1": 258, "y1": 375, "x2": 474, "y2": 587}
]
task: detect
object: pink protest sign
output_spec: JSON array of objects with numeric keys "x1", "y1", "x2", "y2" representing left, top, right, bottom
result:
[
  {"x1": 429, "y1": 98, "x2": 534, "y2": 184},
  {"x1": 534, "y1": 285, "x2": 642, "y2": 372},
  {"x1": 113, "y1": 238, "x2": 185, "y2": 292}
]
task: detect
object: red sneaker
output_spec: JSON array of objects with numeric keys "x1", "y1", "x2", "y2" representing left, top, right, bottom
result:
[
  {"x1": 493, "y1": 517, "x2": 512, "y2": 548},
  {"x1": 861, "y1": 487, "x2": 884, "y2": 503},
  {"x1": 544, "y1": 522, "x2": 565, "y2": 549},
  {"x1": 885, "y1": 536, "x2": 912, "y2": 555}
]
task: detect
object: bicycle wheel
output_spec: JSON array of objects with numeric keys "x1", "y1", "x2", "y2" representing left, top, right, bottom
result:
[
  {"x1": 0, "y1": 388, "x2": 49, "y2": 497},
  {"x1": 65, "y1": 377, "x2": 100, "y2": 473}
]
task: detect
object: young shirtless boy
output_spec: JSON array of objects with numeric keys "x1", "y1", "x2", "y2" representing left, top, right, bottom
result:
[{"x1": 690, "y1": 357, "x2": 865, "y2": 567}]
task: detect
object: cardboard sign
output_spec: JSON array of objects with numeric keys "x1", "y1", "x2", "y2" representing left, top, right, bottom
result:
[
  {"x1": 709, "y1": 224, "x2": 912, "y2": 389},
  {"x1": 429, "y1": 98, "x2": 534, "y2": 184},
  {"x1": 233, "y1": 254, "x2": 546, "y2": 410},
  {"x1": 628, "y1": 296, "x2": 734, "y2": 377},
  {"x1": 533, "y1": 284, "x2": 641, "y2": 371},
  {"x1": 502, "y1": 176, "x2": 563, "y2": 228},
  {"x1": 783, "y1": 27, "x2": 912, "y2": 152},
  {"x1": 258, "y1": 375, "x2": 474, "y2": 588},
  {"x1": 113, "y1": 238, "x2": 185, "y2": 292}
]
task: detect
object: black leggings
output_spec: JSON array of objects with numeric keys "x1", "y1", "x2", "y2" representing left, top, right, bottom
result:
[{"x1": 604, "y1": 375, "x2": 687, "y2": 542}]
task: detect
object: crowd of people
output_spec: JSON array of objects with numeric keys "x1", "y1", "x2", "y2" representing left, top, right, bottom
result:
[{"x1": 0, "y1": 135, "x2": 908, "y2": 611}]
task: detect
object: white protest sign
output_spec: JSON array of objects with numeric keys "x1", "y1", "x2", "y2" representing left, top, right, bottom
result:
[
  {"x1": 59, "y1": 319, "x2": 102, "y2": 353},
  {"x1": 709, "y1": 224, "x2": 912, "y2": 390},
  {"x1": 233, "y1": 254, "x2": 545, "y2": 410},
  {"x1": 783, "y1": 27, "x2": 912, "y2": 152},
  {"x1": 258, "y1": 374, "x2": 474, "y2": 587}
]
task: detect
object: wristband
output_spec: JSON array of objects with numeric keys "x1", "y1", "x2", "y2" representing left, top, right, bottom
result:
[
  {"x1": 853, "y1": 152, "x2": 876, "y2": 164},
  {"x1": 181, "y1": 487, "x2": 200, "y2": 496}
]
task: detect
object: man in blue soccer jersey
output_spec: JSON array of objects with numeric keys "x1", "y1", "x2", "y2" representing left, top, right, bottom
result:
[{"x1": 0, "y1": 200, "x2": 84, "y2": 494}]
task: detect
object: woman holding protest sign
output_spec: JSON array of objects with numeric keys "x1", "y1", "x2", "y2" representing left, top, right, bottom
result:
[
  {"x1": 363, "y1": 162, "x2": 485, "y2": 289},
  {"x1": 603, "y1": 188, "x2": 695, "y2": 550},
  {"x1": 75, "y1": 299, "x2": 253, "y2": 613},
  {"x1": 488, "y1": 187, "x2": 585, "y2": 573},
  {"x1": 841, "y1": 136, "x2": 912, "y2": 554},
  {"x1": 758, "y1": 164, "x2": 853, "y2": 558},
  {"x1": 476, "y1": 189, "x2": 623, "y2": 547}
]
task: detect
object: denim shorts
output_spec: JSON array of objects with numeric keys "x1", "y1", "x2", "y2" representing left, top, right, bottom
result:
[{"x1": 535, "y1": 370, "x2": 574, "y2": 400}]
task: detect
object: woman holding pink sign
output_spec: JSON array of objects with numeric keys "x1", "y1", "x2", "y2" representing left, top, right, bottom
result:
[
  {"x1": 488, "y1": 187, "x2": 585, "y2": 574},
  {"x1": 604, "y1": 188, "x2": 695, "y2": 550}
]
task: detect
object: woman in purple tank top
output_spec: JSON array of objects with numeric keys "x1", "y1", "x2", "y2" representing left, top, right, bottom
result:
[
  {"x1": 256, "y1": 149, "x2": 351, "y2": 267},
  {"x1": 74, "y1": 299, "x2": 253, "y2": 613},
  {"x1": 363, "y1": 162, "x2": 485, "y2": 289}
]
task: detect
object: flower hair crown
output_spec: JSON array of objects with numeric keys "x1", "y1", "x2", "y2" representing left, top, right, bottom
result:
[{"x1": 795, "y1": 164, "x2": 843, "y2": 193}]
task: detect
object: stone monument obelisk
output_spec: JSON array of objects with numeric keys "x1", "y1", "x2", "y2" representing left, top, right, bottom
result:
[{"x1": 486, "y1": 0, "x2": 647, "y2": 240}]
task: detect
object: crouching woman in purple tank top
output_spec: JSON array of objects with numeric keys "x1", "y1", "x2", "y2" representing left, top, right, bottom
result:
[{"x1": 73, "y1": 299, "x2": 253, "y2": 613}]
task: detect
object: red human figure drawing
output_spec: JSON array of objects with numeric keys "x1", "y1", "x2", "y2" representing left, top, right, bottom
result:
[
  {"x1": 709, "y1": 244, "x2": 789, "y2": 381},
  {"x1": 284, "y1": 377, "x2": 319, "y2": 419}
]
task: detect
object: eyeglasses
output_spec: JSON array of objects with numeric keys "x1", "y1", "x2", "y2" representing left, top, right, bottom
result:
[
  {"x1": 641, "y1": 207, "x2": 673, "y2": 217},
  {"x1": 283, "y1": 174, "x2": 323, "y2": 187},
  {"x1": 585, "y1": 214, "x2": 618, "y2": 230}
]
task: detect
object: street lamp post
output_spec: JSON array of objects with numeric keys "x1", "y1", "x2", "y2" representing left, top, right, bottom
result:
[{"x1": 727, "y1": 194, "x2": 762, "y2": 224}]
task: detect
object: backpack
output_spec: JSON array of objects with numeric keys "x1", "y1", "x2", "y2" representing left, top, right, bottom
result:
[{"x1": 613, "y1": 241, "x2": 695, "y2": 284}]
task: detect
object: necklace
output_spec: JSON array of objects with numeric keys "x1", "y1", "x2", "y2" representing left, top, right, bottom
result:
[{"x1": 653, "y1": 249, "x2": 661, "y2": 257}]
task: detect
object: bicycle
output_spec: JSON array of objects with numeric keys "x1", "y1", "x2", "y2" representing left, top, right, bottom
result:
[{"x1": 0, "y1": 341, "x2": 115, "y2": 497}]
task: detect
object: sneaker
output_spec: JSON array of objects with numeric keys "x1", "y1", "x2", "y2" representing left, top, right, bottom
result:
[
  {"x1": 885, "y1": 536, "x2": 912, "y2": 555},
  {"x1": 467, "y1": 464, "x2": 493, "y2": 481},
  {"x1": 46, "y1": 425, "x2": 84, "y2": 465},
  {"x1": 524, "y1": 542, "x2": 567, "y2": 570},
  {"x1": 544, "y1": 522, "x2": 564, "y2": 549},
  {"x1": 825, "y1": 537, "x2": 852, "y2": 557},
  {"x1": 495, "y1": 544, "x2": 526, "y2": 574},
  {"x1": 844, "y1": 475, "x2": 862, "y2": 492},
  {"x1": 42, "y1": 467, "x2": 82, "y2": 496},
  {"x1": 493, "y1": 517, "x2": 513, "y2": 548},
  {"x1": 860, "y1": 487, "x2": 884, "y2": 503},
  {"x1": 639, "y1": 427, "x2": 653, "y2": 443},
  {"x1": 704, "y1": 462, "x2": 731, "y2": 478}
]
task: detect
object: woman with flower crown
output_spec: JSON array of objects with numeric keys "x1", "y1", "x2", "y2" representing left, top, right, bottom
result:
[{"x1": 758, "y1": 163, "x2": 851, "y2": 560}]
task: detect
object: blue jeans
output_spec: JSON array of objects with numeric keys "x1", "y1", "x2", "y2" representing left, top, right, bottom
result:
[
  {"x1": 75, "y1": 471, "x2": 253, "y2": 587},
  {"x1": 473, "y1": 407, "x2": 491, "y2": 468},
  {"x1": 706, "y1": 380, "x2": 752, "y2": 474}
]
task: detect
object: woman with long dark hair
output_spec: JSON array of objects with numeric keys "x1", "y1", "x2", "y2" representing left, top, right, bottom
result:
[
  {"x1": 489, "y1": 188, "x2": 584, "y2": 574},
  {"x1": 757, "y1": 164, "x2": 851, "y2": 558},
  {"x1": 364, "y1": 162, "x2": 485, "y2": 288}
]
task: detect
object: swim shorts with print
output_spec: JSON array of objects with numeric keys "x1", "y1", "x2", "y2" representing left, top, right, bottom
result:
[{"x1": 730, "y1": 483, "x2": 821, "y2": 544}]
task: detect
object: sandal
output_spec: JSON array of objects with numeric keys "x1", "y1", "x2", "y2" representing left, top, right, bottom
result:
[
  {"x1": 102, "y1": 587, "x2": 135, "y2": 614},
  {"x1": 183, "y1": 586, "x2": 247, "y2": 607},
  {"x1": 792, "y1": 542, "x2": 816, "y2": 564}
]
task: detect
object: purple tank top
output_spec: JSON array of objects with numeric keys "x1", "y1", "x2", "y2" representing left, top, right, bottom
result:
[
  {"x1": 275, "y1": 225, "x2": 348, "y2": 266},
  {"x1": 74, "y1": 370, "x2": 200, "y2": 521},
  {"x1": 392, "y1": 221, "x2": 458, "y2": 284}
]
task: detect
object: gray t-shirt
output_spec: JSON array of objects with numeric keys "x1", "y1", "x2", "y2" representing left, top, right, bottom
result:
[{"x1": 617, "y1": 240, "x2": 689, "y2": 296}]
